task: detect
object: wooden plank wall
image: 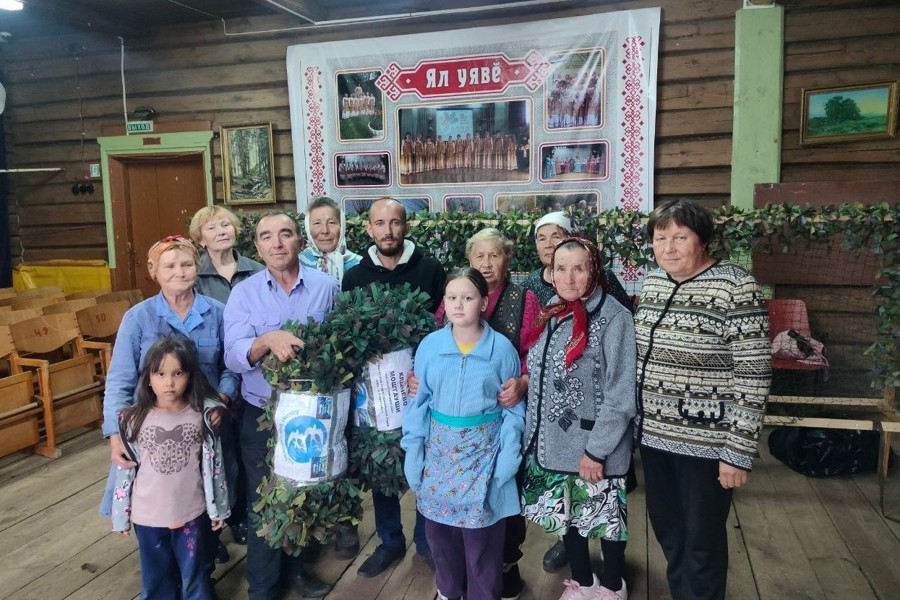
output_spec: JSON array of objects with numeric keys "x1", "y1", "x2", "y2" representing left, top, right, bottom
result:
[
  {"x1": 753, "y1": 180, "x2": 899, "y2": 398},
  {"x1": 0, "y1": 0, "x2": 898, "y2": 265}
]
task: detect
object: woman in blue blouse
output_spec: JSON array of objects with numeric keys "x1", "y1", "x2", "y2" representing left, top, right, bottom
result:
[{"x1": 98, "y1": 236, "x2": 238, "y2": 581}]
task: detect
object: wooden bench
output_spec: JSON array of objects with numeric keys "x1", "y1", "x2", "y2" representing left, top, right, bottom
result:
[
  {"x1": 8, "y1": 313, "x2": 112, "y2": 458},
  {"x1": 0, "y1": 325, "x2": 45, "y2": 458},
  {"x1": 765, "y1": 387, "x2": 899, "y2": 515}
]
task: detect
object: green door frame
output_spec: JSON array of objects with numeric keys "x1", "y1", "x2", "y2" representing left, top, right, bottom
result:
[{"x1": 97, "y1": 131, "x2": 214, "y2": 268}]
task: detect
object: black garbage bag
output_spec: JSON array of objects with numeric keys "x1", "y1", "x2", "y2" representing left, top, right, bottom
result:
[{"x1": 768, "y1": 426, "x2": 879, "y2": 477}]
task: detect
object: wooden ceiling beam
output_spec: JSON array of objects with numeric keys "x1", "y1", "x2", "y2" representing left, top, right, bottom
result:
[
  {"x1": 19, "y1": 0, "x2": 149, "y2": 38},
  {"x1": 250, "y1": 0, "x2": 327, "y2": 23}
]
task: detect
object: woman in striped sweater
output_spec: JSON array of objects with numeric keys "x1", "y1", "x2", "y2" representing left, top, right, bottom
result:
[{"x1": 635, "y1": 199, "x2": 771, "y2": 600}]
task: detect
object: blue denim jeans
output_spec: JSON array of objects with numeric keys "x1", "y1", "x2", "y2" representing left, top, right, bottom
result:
[
  {"x1": 372, "y1": 489, "x2": 429, "y2": 553},
  {"x1": 133, "y1": 513, "x2": 214, "y2": 600}
]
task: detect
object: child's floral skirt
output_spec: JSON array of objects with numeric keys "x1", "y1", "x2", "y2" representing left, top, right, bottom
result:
[{"x1": 521, "y1": 454, "x2": 628, "y2": 541}]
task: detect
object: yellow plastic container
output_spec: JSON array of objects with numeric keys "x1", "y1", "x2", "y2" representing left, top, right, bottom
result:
[{"x1": 13, "y1": 260, "x2": 111, "y2": 294}]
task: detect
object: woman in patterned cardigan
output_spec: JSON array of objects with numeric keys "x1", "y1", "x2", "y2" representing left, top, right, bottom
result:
[{"x1": 635, "y1": 199, "x2": 771, "y2": 600}]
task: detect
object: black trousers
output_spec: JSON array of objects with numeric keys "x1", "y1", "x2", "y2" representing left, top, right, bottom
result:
[{"x1": 641, "y1": 446, "x2": 733, "y2": 600}]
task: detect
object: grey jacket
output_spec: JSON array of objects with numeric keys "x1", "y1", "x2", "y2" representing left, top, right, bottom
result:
[
  {"x1": 195, "y1": 250, "x2": 264, "y2": 305},
  {"x1": 110, "y1": 398, "x2": 231, "y2": 532},
  {"x1": 524, "y1": 288, "x2": 637, "y2": 477}
]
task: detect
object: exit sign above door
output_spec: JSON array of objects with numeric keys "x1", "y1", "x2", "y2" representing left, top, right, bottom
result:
[{"x1": 126, "y1": 120, "x2": 154, "y2": 133}]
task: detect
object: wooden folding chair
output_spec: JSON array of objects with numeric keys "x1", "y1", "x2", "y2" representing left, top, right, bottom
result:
[
  {"x1": 76, "y1": 300, "x2": 130, "y2": 344},
  {"x1": 0, "y1": 308, "x2": 44, "y2": 326},
  {"x1": 9, "y1": 312, "x2": 112, "y2": 457},
  {"x1": 0, "y1": 325, "x2": 46, "y2": 458},
  {"x1": 96, "y1": 289, "x2": 144, "y2": 307},
  {"x1": 10, "y1": 294, "x2": 67, "y2": 312},
  {"x1": 65, "y1": 289, "x2": 111, "y2": 301},
  {"x1": 42, "y1": 297, "x2": 98, "y2": 316}
]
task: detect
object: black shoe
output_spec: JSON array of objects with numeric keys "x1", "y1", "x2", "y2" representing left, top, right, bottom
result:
[
  {"x1": 416, "y1": 545, "x2": 435, "y2": 571},
  {"x1": 357, "y1": 544, "x2": 405, "y2": 578},
  {"x1": 214, "y1": 540, "x2": 230, "y2": 564},
  {"x1": 287, "y1": 571, "x2": 332, "y2": 598},
  {"x1": 501, "y1": 563, "x2": 524, "y2": 599},
  {"x1": 542, "y1": 539, "x2": 567, "y2": 573},
  {"x1": 231, "y1": 521, "x2": 248, "y2": 545},
  {"x1": 334, "y1": 523, "x2": 360, "y2": 559}
]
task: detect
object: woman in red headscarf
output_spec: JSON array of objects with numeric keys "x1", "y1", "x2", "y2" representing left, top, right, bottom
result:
[{"x1": 521, "y1": 238, "x2": 637, "y2": 600}]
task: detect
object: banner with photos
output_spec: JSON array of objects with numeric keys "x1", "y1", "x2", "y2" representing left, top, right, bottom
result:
[{"x1": 287, "y1": 8, "x2": 660, "y2": 218}]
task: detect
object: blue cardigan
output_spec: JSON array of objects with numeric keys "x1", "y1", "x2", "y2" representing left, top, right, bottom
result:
[{"x1": 401, "y1": 322, "x2": 524, "y2": 525}]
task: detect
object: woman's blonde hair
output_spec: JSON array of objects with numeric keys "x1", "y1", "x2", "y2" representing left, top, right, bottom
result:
[
  {"x1": 465, "y1": 227, "x2": 514, "y2": 262},
  {"x1": 188, "y1": 205, "x2": 241, "y2": 245}
]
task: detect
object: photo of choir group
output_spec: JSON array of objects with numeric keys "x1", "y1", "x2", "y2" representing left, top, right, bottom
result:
[
  {"x1": 443, "y1": 195, "x2": 483, "y2": 213},
  {"x1": 342, "y1": 196, "x2": 431, "y2": 215},
  {"x1": 326, "y1": 48, "x2": 613, "y2": 211},
  {"x1": 335, "y1": 152, "x2": 391, "y2": 187},
  {"x1": 397, "y1": 100, "x2": 532, "y2": 185},
  {"x1": 545, "y1": 50, "x2": 605, "y2": 129},
  {"x1": 495, "y1": 191, "x2": 600, "y2": 213},
  {"x1": 337, "y1": 70, "x2": 384, "y2": 141},
  {"x1": 539, "y1": 142, "x2": 609, "y2": 182}
]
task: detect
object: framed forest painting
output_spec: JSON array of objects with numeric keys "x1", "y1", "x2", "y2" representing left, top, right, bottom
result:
[{"x1": 222, "y1": 123, "x2": 276, "y2": 204}]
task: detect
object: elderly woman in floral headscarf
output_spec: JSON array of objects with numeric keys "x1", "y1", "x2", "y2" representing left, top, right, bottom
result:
[
  {"x1": 522, "y1": 237, "x2": 637, "y2": 600},
  {"x1": 100, "y1": 235, "x2": 238, "y2": 515},
  {"x1": 299, "y1": 196, "x2": 361, "y2": 283}
]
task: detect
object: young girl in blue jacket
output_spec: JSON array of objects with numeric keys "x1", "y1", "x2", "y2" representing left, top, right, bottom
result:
[
  {"x1": 402, "y1": 267, "x2": 525, "y2": 600},
  {"x1": 111, "y1": 338, "x2": 230, "y2": 600}
]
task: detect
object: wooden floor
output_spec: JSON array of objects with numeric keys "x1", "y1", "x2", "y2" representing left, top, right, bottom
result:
[{"x1": 2, "y1": 429, "x2": 900, "y2": 600}]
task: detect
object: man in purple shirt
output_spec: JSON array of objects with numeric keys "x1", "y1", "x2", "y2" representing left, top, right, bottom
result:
[{"x1": 224, "y1": 211, "x2": 338, "y2": 600}]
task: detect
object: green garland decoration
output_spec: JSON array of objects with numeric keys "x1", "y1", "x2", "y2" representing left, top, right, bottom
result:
[
  {"x1": 347, "y1": 427, "x2": 407, "y2": 497},
  {"x1": 238, "y1": 204, "x2": 897, "y2": 389},
  {"x1": 251, "y1": 283, "x2": 437, "y2": 554}
]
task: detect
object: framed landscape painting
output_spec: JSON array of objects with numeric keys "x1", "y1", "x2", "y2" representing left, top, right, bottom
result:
[
  {"x1": 800, "y1": 82, "x2": 898, "y2": 145},
  {"x1": 222, "y1": 123, "x2": 276, "y2": 204}
]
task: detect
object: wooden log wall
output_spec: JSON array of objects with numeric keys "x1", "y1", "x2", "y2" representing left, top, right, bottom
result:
[
  {"x1": 0, "y1": 0, "x2": 898, "y2": 265},
  {"x1": 753, "y1": 180, "x2": 899, "y2": 398}
]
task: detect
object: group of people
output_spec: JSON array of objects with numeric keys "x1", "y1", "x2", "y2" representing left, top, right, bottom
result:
[
  {"x1": 547, "y1": 73, "x2": 603, "y2": 129},
  {"x1": 337, "y1": 157, "x2": 388, "y2": 185},
  {"x1": 340, "y1": 87, "x2": 378, "y2": 120},
  {"x1": 101, "y1": 196, "x2": 772, "y2": 600},
  {"x1": 400, "y1": 131, "x2": 524, "y2": 175},
  {"x1": 542, "y1": 153, "x2": 607, "y2": 179}
]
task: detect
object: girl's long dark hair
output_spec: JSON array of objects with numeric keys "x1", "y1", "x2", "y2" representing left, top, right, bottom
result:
[{"x1": 120, "y1": 337, "x2": 217, "y2": 443}]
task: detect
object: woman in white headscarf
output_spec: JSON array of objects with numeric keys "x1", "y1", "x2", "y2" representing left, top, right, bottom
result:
[
  {"x1": 523, "y1": 211, "x2": 633, "y2": 311},
  {"x1": 299, "y1": 196, "x2": 362, "y2": 283}
]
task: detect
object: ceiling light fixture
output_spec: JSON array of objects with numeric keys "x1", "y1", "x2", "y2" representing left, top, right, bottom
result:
[{"x1": 0, "y1": 0, "x2": 24, "y2": 11}]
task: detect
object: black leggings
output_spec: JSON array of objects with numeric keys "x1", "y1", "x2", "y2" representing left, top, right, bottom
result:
[{"x1": 563, "y1": 527, "x2": 626, "y2": 591}]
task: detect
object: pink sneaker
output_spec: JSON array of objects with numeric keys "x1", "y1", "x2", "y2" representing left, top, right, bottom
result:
[
  {"x1": 594, "y1": 578, "x2": 628, "y2": 600},
  {"x1": 559, "y1": 575, "x2": 601, "y2": 600}
]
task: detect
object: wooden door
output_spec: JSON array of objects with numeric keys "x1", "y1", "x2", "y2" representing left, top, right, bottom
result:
[{"x1": 108, "y1": 154, "x2": 207, "y2": 299}]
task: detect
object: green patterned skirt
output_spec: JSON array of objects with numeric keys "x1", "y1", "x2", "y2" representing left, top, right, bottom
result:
[{"x1": 521, "y1": 454, "x2": 628, "y2": 541}]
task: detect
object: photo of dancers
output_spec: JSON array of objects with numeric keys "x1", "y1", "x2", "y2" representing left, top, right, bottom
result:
[
  {"x1": 335, "y1": 152, "x2": 391, "y2": 187},
  {"x1": 443, "y1": 195, "x2": 484, "y2": 213},
  {"x1": 545, "y1": 49, "x2": 605, "y2": 129},
  {"x1": 539, "y1": 141, "x2": 609, "y2": 182},
  {"x1": 337, "y1": 70, "x2": 384, "y2": 141},
  {"x1": 342, "y1": 195, "x2": 431, "y2": 216},
  {"x1": 398, "y1": 99, "x2": 532, "y2": 185},
  {"x1": 494, "y1": 191, "x2": 600, "y2": 213}
]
